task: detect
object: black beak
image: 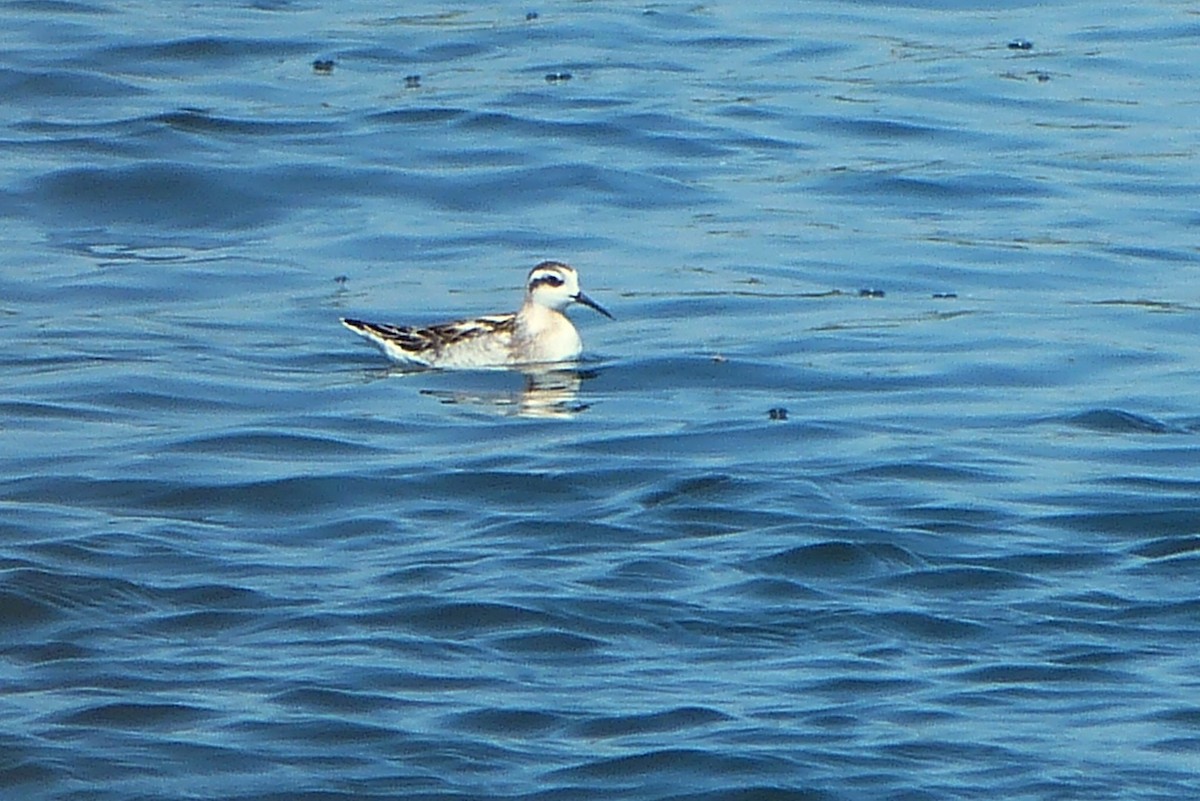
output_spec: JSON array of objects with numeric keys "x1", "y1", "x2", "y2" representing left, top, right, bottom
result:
[{"x1": 573, "y1": 291, "x2": 614, "y2": 319}]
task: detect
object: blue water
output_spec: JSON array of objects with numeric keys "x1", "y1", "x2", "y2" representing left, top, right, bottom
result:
[{"x1": 3, "y1": 2, "x2": 1200, "y2": 799}]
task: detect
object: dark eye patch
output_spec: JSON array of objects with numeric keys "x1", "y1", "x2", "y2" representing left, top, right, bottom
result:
[{"x1": 529, "y1": 273, "x2": 565, "y2": 289}]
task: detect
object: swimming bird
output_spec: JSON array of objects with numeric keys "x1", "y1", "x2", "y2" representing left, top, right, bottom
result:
[{"x1": 341, "y1": 261, "x2": 612, "y2": 369}]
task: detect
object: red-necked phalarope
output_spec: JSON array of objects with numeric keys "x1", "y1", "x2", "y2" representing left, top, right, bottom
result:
[{"x1": 341, "y1": 261, "x2": 612, "y2": 369}]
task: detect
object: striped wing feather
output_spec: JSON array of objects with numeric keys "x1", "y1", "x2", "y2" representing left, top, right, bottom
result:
[{"x1": 343, "y1": 315, "x2": 516, "y2": 355}]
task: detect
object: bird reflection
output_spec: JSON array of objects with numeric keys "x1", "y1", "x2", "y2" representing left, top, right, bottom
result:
[{"x1": 419, "y1": 368, "x2": 594, "y2": 419}]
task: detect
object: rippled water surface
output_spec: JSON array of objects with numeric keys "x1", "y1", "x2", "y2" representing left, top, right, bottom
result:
[{"x1": 4, "y1": 1, "x2": 1200, "y2": 799}]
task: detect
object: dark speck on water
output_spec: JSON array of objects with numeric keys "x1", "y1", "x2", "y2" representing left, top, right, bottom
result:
[{"x1": 5, "y1": 1, "x2": 1200, "y2": 800}]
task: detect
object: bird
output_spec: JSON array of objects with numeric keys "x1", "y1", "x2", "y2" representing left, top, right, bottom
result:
[{"x1": 341, "y1": 261, "x2": 612, "y2": 369}]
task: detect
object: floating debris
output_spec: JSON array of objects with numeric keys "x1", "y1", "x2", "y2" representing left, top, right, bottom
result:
[
  {"x1": 768, "y1": 407, "x2": 789, "y2": 421},
  {"x1": 932, "y1": 292, "x2": 958, "y2": 299},
  {"x1": 545, "y1": 72, "x2": 572, "y2": 83},
  {"x1": 404, "y1": 74, "x2": 421, "y2": 89},
  {"x1": 312, "y1": 59, "x2": 335, "y2": 74},
  {"x1": 1007, "y1": 39, "x2": 1033, "y2": 50},
  {"x1": 858, "y1": 288, "x2": 886, "y2": 298}
]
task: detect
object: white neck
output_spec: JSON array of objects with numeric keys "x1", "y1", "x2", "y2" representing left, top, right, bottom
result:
[{"x1": 517, "y1": 300, "x2": 564, "y2": 334}]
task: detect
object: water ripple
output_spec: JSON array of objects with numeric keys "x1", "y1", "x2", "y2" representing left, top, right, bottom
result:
[{"x1": 5, "y1": 2, "x2": 1200, "y2": 800}]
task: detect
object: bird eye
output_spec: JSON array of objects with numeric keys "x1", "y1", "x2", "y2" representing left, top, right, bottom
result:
[{"x1": 531, "y1": 274, "x2": 564, "y2": 288}]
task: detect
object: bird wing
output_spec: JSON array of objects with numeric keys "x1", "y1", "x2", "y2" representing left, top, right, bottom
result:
[
  {"x1": 342, "y1": 314, "x2": 517, "y2": 355},
  {"x1": 341, "y1": 318, "x2": 436, "y2": 354},
  {"x1": 422, "y1": 314, "x2": 517, "y2": 347}
]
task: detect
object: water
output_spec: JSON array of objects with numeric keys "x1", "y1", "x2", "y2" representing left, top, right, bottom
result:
[{"x1": 3, "y1": 1, "x2": 1200, "y2": 799}]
